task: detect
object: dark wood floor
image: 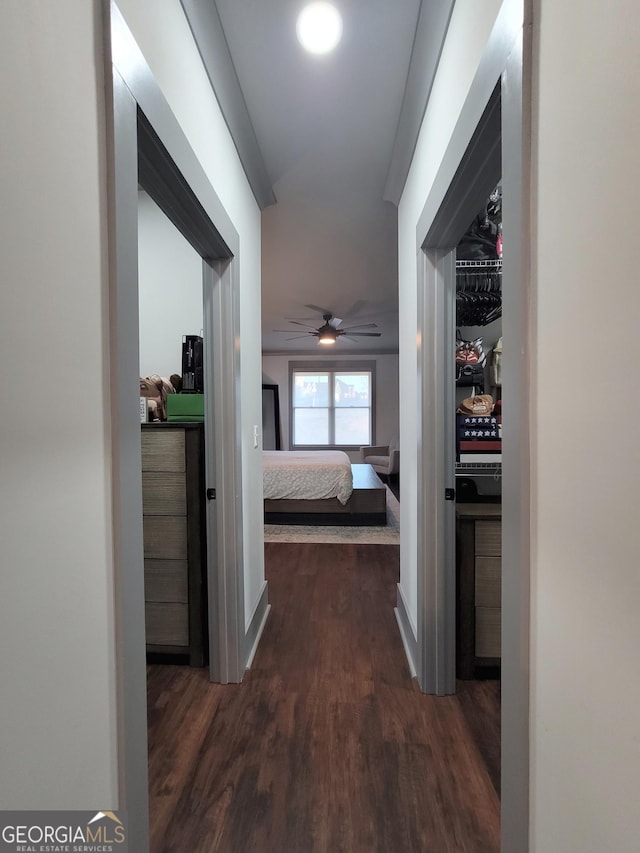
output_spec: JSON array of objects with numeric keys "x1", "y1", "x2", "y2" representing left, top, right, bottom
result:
[{"x1": 147, "y1": 543, "x2": 500, "y2": 853}]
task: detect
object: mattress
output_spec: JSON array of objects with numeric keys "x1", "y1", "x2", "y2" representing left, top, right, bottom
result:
[{"x1": 263, "y1": 450, "x2": 353, "y2": 505}]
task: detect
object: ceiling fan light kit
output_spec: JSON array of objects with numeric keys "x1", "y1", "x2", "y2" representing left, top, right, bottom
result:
[{"x1": 318, "y1": 324, "x2": 337, "y2": 344}]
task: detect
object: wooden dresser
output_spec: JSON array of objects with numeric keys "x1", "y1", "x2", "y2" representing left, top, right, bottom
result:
[
  {"x1": 456, "y1": 503, "x2": 501, "y2": 678},
  {"x1": 141, "y1": 423, "x2": 207, "y2": 666}
]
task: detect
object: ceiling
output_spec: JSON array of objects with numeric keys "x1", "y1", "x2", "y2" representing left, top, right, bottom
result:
[{"x1": 183, "y1": 1, "x2": 455, "y2": 354}]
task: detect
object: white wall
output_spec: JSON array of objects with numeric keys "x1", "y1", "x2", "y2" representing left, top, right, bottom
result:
[
  {"x1": 397, "y1": 0, "x2": 503, "y2": 634},
  {"x1": 138, "y1": 190, "x2": 203, "y2": 378},
  {"x1": 0, "y1": 0, "x2": 117, "y2": 807},
  {"x1": 117, "y1": 0, "x2": 265, "y2": 629},
  {"x1": 262, "y1": 353, "x2": 399, "y2": 461},
  {"x1": 530, "y1": 1, "x2": 640, "y2": 849}
]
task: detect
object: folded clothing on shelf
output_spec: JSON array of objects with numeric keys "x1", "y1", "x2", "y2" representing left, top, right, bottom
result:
[
  {"x1": 457, "y1": 415, "x2": 499, "y2": 427},
  {"x1": 459, "y1": 440, "x2": 502, "y2": 452},
  {"x1": 459, "y1": 427, "x2": 500, "y2": 439}
]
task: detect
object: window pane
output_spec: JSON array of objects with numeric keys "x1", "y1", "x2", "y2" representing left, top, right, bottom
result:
[
  {"x1": 293, "y1": 373, "x2": 329, "y2": 407},
  {"x1": 334, "y1": 373, "x2": 371, "y2": 407},
  {"x1": 294, "y1": 408, "x2": 329, "y2": 445},
  {"x1": 335, "y1": 408, "x2": 370, "y2": 445}
]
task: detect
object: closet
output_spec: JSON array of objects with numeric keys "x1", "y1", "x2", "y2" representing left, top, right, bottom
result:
[{"x1": 454, "y1": 187, "x2": 503, "y2": 678}]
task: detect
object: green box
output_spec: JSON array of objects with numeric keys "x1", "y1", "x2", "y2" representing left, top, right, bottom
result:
[{"x1": 166, "y1": 393, "x2": 205, "y2": 422}]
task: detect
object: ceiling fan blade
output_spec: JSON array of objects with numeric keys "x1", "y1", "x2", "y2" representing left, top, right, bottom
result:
[
  {"x1": 341, "y1": 323, "x2": 378, "y2": 331},
  {"x1": 346, "y1": 299, "x2": 368, "y2": 317},
  {"x1": 284, "y1": 334, "x2": 314, "y2": 341},
  {"x1": 284, "y1": 314, "x2": 319, "y2": 320},
  {"x1": 345, "y1": 332, "x2": 381, "y2": 337},
  {"x1": 304, "y1": 303, "x2": 333, "y2": 316},
  {"x1": 286, "y1": 320, "x2": 319, "y2": 329},
  {"x1": 272, "y1": 329, "x2": 316, "y2": 334},
  {"x1": 328, "y1": 316, "x2": 343, "y2": 329}
]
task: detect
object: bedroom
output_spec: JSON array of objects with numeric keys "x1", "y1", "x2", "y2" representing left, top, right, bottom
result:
[
  {"x1": 137, "y1": 166, "x2": 401, "y2": 531},
  {"x1": 136, "y1": 181, "x2": 401, "y2": 603},
  {"x1": 137, "y1": 189, "x2": 401, "y2": 532}
]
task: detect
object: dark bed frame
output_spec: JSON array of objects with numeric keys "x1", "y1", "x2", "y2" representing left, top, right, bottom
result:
[{"x1": 264, "y1": 463, "x2": 388, "y2": 526}]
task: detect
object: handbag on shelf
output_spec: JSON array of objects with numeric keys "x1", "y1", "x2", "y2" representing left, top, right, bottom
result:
[
  {"x1": 457, "y1": 394, "x2": 495, "y2": 416},
  {"x1": 455, "y1": 334, "x2": 487, "y2": 386},
  {"x1": 455, "y1": 335, "x2": 486, "y2": 367}
]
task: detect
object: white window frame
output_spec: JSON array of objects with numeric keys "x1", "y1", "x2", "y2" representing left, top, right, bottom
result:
[{"x1": 289, "y1": 360, "x2": 376, "y2": 450}]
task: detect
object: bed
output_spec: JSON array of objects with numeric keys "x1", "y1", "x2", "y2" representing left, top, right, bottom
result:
[{"x1": 263, "y1": 450, "x2": 387, "y2": 526}]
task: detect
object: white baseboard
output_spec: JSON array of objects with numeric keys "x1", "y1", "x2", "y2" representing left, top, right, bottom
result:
[
  {"x1": 395, "y1": 584, "x2": 418, "y2": 679},
  {"x1": 243, "y1": 581, "x2": 270, "y2": 670}
]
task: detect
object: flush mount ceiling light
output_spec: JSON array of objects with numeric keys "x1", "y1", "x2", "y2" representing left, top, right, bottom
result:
[{"x1": 296, "y1": 2, "x2": 343, "y2": 55}]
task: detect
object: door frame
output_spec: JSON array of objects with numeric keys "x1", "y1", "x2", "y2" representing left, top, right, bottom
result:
[
  {"x1": 414, "y1": 2, "x2": 532, "y2": 850},
  {"x1": 416, "y1": 250, "x2": 457, "y2": 695},
  {"x1": 202, "y1": 258, "x2": 246, "y2": 684},
  {"x1": 105, "y1": 2, "x2": 247, "y2": 848}
]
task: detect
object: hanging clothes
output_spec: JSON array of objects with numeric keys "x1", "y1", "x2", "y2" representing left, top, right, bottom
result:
[{"x1": 456, "y1": 261, "x2": 502, "y2": 327}]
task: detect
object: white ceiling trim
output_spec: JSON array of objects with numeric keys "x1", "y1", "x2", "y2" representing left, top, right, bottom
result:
[
  {"x1": 180, "y1": 0, "x2": 276, "y2": 210},
  {"x1": 383, "y1": 0, "x2": 456, "y2": 206}
]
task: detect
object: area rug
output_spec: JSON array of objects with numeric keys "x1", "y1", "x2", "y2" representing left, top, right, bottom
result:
[{"x1": 263, "y1": 487, "x2": 400, "y2": 544}]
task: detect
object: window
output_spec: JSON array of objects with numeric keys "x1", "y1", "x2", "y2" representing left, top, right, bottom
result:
[{"x1": 290, "y1": 362, "x2": 374, "y2": 448}]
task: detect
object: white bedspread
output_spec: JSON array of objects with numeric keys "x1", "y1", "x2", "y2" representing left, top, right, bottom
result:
[{"x1": 263, "y1": 450, "x2": 353, "y2": 505}]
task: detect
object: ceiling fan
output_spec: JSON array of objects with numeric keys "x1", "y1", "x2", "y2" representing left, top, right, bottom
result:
[{"x1": 273, "y1": 306, "x2": 381, "y2": 345}]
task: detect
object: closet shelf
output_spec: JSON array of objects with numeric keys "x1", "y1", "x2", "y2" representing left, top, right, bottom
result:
[
  {"x1": 456, "y1": 258, "x2": 503, "y2": 269},
  {"x1": 456, "y1": 460, "x2": 502, "y2": 478}
]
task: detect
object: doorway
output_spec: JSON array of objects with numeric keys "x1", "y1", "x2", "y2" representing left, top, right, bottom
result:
[
  {"x1": 413, "y1": 8, "x2": 532, "y2": 852},
  {"x1": 137, "y1": 190, "x2": 209, "y2": 670}
]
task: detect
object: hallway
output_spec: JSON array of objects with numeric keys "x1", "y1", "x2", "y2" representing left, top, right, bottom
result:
[{"x1": 147, "y1": 543, "x2": 500, "y2": 852}]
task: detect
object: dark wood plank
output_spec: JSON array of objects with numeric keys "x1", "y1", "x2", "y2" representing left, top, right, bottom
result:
[
  {"x1": 147, "y1": 543, "x2": 500, "y2": 852},
  {"x1": 455, "y1": 677, "x2": 501, "y2": 796}
]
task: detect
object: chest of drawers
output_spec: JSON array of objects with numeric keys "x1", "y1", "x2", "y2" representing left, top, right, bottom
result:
[
  {"x1": 456, "y1": 503, "x2": 501, "y2": 679},
  {"x1": 141, "y1": 423, "x2": 207, "y2": 666}
]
